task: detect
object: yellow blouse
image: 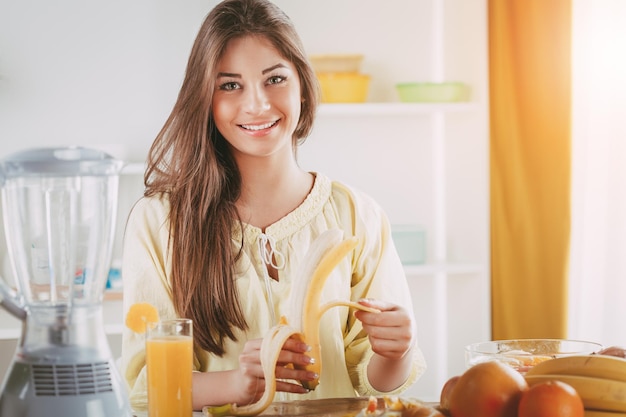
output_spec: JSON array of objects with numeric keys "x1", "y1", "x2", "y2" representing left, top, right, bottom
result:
[{"x1": 120, "y1": 173, "x2": 426, "y2": 410}]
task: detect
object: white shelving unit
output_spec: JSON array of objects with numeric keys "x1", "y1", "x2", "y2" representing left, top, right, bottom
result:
[
  {"x1": 317, "y1": 102, "x2": 478, "y2": 116},
  {"x1": 298, "y1": 3, "x2": 489, "y2": 400}
]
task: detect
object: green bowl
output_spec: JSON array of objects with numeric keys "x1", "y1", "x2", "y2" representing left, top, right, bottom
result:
[{"x1": 396, "y1": 82, "x2": 470, "y2": 103}]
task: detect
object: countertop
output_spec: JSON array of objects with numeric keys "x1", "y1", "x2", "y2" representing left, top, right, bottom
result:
[{"x1": 134, "y1": 397, "x2": 440, "y2": 417}]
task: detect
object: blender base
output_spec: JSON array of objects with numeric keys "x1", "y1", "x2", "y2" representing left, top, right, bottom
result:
[{"x1": 0, "y1": 360, "x2": 132, "y2": 417}]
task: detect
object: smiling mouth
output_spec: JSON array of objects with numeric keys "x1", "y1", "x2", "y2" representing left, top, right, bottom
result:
[{"x1": 239, "y1": 120, "x2": 278, "y2": 131}]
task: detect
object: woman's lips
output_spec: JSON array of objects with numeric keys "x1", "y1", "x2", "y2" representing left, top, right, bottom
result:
[{"x1": 239, "y1": 120, "x2": 278, "y2": 131}]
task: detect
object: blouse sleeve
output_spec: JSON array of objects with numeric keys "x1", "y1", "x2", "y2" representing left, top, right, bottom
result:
[
  {"x1": 119, "y1": 195, "x2": 179, "y2": 411},
  {"x1": 335, "y1": 184, "x2": 427, "y2": 396}
]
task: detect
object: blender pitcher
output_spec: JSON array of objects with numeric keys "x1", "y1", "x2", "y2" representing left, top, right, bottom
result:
[{"x1": 0, "y1": 147, "x2": 132, "y2": 417}]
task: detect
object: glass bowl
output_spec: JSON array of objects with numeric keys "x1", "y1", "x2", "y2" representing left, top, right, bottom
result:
[{"x1": 465, "y1": 339, "x2": 603, "y2": 374}]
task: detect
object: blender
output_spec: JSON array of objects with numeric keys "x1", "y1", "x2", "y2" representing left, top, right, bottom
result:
[{"x1": 0, "y1": 147, "x2": 132, "y2": 417}]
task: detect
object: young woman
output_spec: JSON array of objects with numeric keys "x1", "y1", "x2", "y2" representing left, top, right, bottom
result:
[{"x1": 121, "y1": 0, "x2": 426, "y2": 411}]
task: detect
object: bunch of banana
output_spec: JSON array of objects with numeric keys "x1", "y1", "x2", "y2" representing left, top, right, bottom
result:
[
  {"x1": 204, "y1": 229, "x2": 380, "y2": 417},
  {"x1": 524, "y1": 354, "x2": 626, "y2": 415}
]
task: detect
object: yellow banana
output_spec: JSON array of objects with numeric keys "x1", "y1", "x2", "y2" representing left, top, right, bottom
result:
[
  {"x1": 526, "y1": 354, "x2": 626, "y2": 383},
  {"x1": 585, "y1": 410, "x2": 626, "y2": 417},
  {"x1": 289, "y1": 230, "x2": 378, "y2": 390},
  {"x1": 204, "y1": 325, "x2": 300, "y2": 416},
  {"x1": 525, "y1": 374, "x2": 626, "y2": 413},
  {"x1": 287, "y1": 228, "x2": 346, "y2": 326},
  {"x1": 204, "y1": 230, "x2": 379, "y2": 416}
]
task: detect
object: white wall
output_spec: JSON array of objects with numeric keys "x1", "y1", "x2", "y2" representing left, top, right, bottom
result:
[
  {"x1": 0, "y1": 0, "x2": 211, "y2": 159},
  {"x1": 0, "y1": 0, "x2": 487, "y2": 159}
]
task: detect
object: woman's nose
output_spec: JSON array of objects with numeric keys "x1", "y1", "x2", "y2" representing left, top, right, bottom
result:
[{"x1": 242, "y1": 85, "x2": 270, "y2": 114}]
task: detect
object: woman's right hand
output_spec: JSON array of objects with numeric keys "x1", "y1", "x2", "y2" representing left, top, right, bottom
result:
[{"x1": 236, "y1": 336, "x2": 318, "y2": 404}]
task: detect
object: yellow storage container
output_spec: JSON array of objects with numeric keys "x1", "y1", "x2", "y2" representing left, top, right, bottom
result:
[
  {"x1": 309, "y1": 54, "x2": 364, "y2": 73},
  {"x1": 317, "y1": 72, "x2": 370, "y2": 103}
]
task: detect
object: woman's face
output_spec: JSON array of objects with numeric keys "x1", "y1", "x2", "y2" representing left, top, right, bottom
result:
[{"x1": 212, "y1": 35, "x2": 302, "y2": 160}]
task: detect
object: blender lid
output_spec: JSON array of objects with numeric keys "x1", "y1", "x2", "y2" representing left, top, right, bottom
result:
[{"x1": 0, "y1": 146, "x2": 124, "y2": 178}]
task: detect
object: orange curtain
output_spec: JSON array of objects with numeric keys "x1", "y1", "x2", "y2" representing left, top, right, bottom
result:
[{"x1": 489, "y1": 0, "x2": 572, "y2": 339}]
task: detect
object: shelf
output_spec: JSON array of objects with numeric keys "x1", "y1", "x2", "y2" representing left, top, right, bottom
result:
[
  {"x1": 404, "y1": 263, "x2": 483, "y2": 277},
  {"x1": 317, "y1": 102, "x2": 478, "y2": 116}
]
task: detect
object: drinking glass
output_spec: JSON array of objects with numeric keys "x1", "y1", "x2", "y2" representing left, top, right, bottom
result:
[{"x1": 146, "y1": 318, "x2": 193, "y2": 417}]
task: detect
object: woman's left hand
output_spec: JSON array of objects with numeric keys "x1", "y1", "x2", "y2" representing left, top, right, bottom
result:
[{"x1": 354, "y1": 298, "x2": 415, "y2": 360}]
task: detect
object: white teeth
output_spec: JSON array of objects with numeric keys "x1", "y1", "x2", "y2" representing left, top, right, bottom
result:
[{"x1": 241, "y1": 121, "x2": 276, "y2": 131}]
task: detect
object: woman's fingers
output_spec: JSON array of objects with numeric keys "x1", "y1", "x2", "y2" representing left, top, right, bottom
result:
[
  {"x1": 354, "y1": 299, "x2": 415, "y2": 359},
  {"x1": 280, "y1": 336, "x2": 311, "y2": 354},
  {"x1": 356, "y1": 301, "x2": 412, "y2": 333},
  {"x1": 276, "y1": 345, "x2": 314, "y2": 368},
  {"x1": 357, "y1": 298, "x2": 395, "y2": 312},
  {"x1": 274, "y1": 379, "x2": 311, "y2": 394},
  {"x1": 274, "y1": 361, "x2": 317, "y2": 380},
  {"x1": 238, "y1": 335, "x2": 315, "y2": 398},
  {"x1": 368, "y1": 335, "x2": 413, "y2": 360}
]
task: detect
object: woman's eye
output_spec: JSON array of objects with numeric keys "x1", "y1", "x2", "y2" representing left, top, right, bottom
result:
[
  {"x1": 219, "y1": 81, "x2": 240, "y2": 91},
  {"x1": 267, "y1": 75, "x2": 286, "y2": 85}
]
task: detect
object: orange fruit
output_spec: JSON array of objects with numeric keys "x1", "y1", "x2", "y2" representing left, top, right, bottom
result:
[
  {"x1": 125, "y1": 302, "x2": 159, "y2": 333},
  {"x1": 518, "y1": 380, "x2": 584, "y2": 417},
  {"x1": 449, "y1": 361, "x2": 528, "y2": 417},
  {"x1": 439, "y1": 375, "x2": 460, "y2": 411}
]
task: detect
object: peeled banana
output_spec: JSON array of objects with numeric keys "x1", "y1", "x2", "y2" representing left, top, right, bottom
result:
[
  {"x1": 289, "y1": 230, "x2": 378, "y2": 390},
  {"x1": 204, "y1": 230, "x2": 379, "y2": 416},
  {"x1": 204, "y1": 325, "x2": 301, "y2": 417}
]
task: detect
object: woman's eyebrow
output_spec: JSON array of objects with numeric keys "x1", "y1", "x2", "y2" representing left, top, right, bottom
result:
[
  {"x1": 262, "y1": 63, "x2": 287, "y2": 74},
  {"x1": 216, "y1": 71, "x2": 239, "y2": 78},
  {"x1": 216, "y1": 63, "x2": 287, "y2": 79}
]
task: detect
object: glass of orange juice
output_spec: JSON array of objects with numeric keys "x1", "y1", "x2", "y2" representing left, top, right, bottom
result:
[{"x1": 146, "y1": 318, "x2": 193, "y2": 417}]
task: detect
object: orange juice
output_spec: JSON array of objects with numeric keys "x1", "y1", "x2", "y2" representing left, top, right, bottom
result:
[{"x1": 146, "y1": 320, "x2": 193, "y2": 417}]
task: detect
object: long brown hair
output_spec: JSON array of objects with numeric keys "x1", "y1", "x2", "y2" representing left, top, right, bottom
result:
[{"x1": 143, "y1": 0, "x2": 319, "y2": 355}]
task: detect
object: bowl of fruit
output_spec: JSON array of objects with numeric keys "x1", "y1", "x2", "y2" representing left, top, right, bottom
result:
[{"x1": 465, "y1": 339, "x2": 603, "y2": 374}]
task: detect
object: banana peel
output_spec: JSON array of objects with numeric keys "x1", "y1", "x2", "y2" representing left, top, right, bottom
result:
[
  {"x1": 206, "y1": 325, "x2": 301, "y2": 417},
  {"x1": 204, "y1": 230, "x2": 380, "y2": 416}
]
